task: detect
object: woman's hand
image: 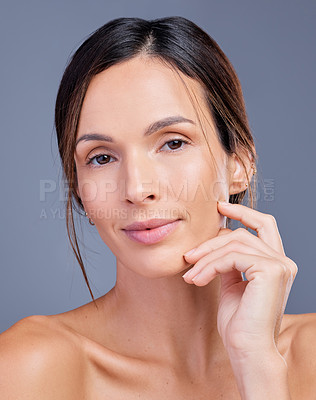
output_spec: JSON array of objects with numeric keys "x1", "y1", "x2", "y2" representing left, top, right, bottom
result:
[
  {"x1": 182, "y1": 201, "x2": 298, "y2": 399},
  {"x1": 183, "y1": 202, "x2": 297, "y2": 400}
]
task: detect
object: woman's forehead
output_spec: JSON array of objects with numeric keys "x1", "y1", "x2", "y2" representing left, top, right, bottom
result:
[{"x1": 78, "y1": 56, "x2": 214, "y2": 134}]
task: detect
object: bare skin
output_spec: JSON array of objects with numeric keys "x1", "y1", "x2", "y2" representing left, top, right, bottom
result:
[
  {"x1": 0, "y1": 56, "x2": 315, "y2": 399},
  {"x1": 1, "y1": 306, "x2": 316, "y2": 399}
]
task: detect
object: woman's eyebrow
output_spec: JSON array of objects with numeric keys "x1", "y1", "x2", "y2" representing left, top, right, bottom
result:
[
  {"x1": 75, "y1": 115, "x2": 195, "y2": 147},
  {"x1": 144, "y1": 115, "x2": 195, "y2": 136}
]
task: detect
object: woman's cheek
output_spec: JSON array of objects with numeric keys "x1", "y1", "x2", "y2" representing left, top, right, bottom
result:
[{"x1": 175, "y1": 158, "x2": 217, "y2": 203}]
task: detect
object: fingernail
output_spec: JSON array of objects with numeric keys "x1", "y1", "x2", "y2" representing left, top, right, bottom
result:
[
  {"x1": 184, "y1": 248, "x2": 197, "y2": 257},
  {"x1": 191, "y1": 273, "x2": 200, "y2": 282},
  {"x1": 182, "y1": 268, "x2": 194, "y2": 278},
  {"x1": 182, "y1": 269, "x2": 195, "y2": 279}
]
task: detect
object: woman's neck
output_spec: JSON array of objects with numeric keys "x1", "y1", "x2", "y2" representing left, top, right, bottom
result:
[{"x1": 96, "y1": 260, "x2": 228, "y2": 378}]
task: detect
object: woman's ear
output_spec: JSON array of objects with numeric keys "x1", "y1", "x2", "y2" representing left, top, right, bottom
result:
[{"x1": 227, "y1": 152, "x2": 253, "y2": 195}]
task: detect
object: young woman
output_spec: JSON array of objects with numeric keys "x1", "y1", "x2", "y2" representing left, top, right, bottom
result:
[{"x1": 1, "y1": 16, "x2": 315, "y2": 399}]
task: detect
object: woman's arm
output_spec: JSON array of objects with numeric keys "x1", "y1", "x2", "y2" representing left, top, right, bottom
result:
[{"x1": 228, "y1": 348, "x2": 290, "y2": 399}]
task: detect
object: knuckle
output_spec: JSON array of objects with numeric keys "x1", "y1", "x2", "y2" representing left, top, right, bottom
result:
[
  {"x1": 233, "y1": 227, "x2": 249, "y2": 240},
  {"x1": 273, "y1": 259, "x2": 298, "y2": 282},
  {"x1": 287, "y1": 258, "x2": 299, "y2": 278},
  {"x1": 265, "y1": 214, "x2": 277, "y2": 227},
  {"x1": 235, "y1": 227, "x2": 246, "y2": 235},
  {"x1": 293, "y1": 262, "x2": 299, "y2": 276},
  {"x1": 284, "y1": 267, "x2": 293, "y2": 281},
  {"x1": 269, "y1": 261, "x2": 287, "y2": 279}
]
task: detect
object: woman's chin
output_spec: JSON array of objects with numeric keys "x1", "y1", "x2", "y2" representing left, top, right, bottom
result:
[{"x1": 116, "y1": 251, "x2": 190, "y2": 279}]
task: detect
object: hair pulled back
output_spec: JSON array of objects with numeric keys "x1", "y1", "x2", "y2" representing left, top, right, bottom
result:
[{"x1": 55, "y1": 16, "x2": 257, "y2": 298}]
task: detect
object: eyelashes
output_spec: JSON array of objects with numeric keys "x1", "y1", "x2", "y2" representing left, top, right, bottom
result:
[
  {"x1": 85, "y1": 138, "x2": 191, "y2": 168},
  {"x1": 86, "y1": 153, "x2": 114, "y2": 167},
  {"x1": 160, "y1": 139, "x2": 189, "y2": 152}
]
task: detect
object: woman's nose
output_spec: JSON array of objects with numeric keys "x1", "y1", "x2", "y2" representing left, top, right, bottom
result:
[{"x1": 121, "y1": 153, "x2": 159, "y2": 205}]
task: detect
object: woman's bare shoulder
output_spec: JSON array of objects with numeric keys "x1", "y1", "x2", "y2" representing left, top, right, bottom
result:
[
  {"x1": 281, "y1": 312, "x2": 316, "y2": 353},
  {"x1": 281, "y1": 313, "x2": 316, "y2": 397},
  {"x1": 0, "y1": 315, "x2": 85, "y2": 399},
  {"x1": 282, "y1": 312, "x2": 316, "y2": 340}
]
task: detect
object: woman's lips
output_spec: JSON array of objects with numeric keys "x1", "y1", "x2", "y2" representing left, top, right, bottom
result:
[{"x1": 122, "y1": 219, "x2": 181, "y2": 245}]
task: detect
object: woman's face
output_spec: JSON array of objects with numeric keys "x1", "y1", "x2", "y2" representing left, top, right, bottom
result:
[{"x1": 74, "y1": 56, "x2": 233, "y2": 278}]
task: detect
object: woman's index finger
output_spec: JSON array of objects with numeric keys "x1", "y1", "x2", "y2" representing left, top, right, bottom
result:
[{"x1": 217, "y1": 201, "x2": 285, "y2": 255}]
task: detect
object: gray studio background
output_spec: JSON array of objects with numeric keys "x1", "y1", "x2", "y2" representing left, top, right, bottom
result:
[{"x1": 1, "y1": 0, "x2": 315, "y2": 333}]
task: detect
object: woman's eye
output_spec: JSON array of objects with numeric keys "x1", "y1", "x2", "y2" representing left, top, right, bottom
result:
[
  {"x1": 161, "y1": 139, "x2": 189, "y2": 152},
  {"x1": 86, "y1": 139, "x2": 189, "y2": 168},
  {"x1": 86, "y1": 153, "x2": 114, "y2": 167}
]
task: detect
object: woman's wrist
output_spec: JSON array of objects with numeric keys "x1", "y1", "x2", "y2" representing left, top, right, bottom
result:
[{"x1": 227, "y1": 349, "x2": 291, "y2": 400}]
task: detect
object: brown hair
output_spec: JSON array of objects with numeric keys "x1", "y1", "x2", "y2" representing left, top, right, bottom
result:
[{"x1": 55, "y1": 16, "x2": 257, "y2": 299}]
